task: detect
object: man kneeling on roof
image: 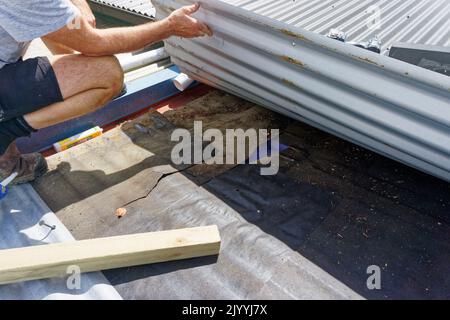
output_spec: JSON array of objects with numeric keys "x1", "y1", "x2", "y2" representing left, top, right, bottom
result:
[{"x1": 0, "y1": 0, "x2": 212, "y2": 184}]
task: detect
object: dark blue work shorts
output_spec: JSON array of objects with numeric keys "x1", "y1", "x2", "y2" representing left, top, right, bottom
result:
[{"x1": 0, "y1": 57, "x2": 63, "y2": 123}]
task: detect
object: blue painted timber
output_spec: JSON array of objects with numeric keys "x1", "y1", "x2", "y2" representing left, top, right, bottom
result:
[{"x1": 17, "y1": 66, "x2": 182, "y2": 153}]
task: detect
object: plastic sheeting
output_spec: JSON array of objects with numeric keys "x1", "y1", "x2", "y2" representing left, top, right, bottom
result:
[{"x1": 0, "y1": 184, "x2": 122, "y2": 300}]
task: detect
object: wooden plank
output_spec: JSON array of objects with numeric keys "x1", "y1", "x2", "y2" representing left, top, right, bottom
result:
[{"x1": 0, "y1": 225, "x2": 221, "y2": 285}]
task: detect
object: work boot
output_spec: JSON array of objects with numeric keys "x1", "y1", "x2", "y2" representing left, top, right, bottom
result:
[{"x1": 0, "y1": 141, "x2": 48, "y2": 185}]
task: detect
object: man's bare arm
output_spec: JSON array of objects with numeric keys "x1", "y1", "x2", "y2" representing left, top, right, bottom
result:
[
  {"x1": 42, "y1": 4, "x2": 212, "y2": 56},
  {"x1": 43, "y1": 0, "x2": 95, "y2": 54}
]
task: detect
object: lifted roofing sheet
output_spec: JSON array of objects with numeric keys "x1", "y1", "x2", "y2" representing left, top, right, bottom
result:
[{"x1": 154, "y1": 0, "x2": 450, "y2": 182}]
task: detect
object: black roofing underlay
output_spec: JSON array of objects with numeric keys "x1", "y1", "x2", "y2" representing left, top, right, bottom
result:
[{"x1": 32, "y1": 90, "x2": 450, "y2": 300}]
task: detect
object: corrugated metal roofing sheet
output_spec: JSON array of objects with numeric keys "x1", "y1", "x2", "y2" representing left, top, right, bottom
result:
[
  {"x1": 225, "y1": 0, "x2": 450, "y2": 51},
  {"x1": 154, "y1": 0, "x2": 450, "y2": 182},
  {"x1": 90, "y1": 0, "x2": 155, "y2": 18}
]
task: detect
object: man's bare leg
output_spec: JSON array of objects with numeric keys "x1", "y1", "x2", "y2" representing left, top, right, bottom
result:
[{"x1": 24, "y1": 54, "x2": 124, "y2": 129}]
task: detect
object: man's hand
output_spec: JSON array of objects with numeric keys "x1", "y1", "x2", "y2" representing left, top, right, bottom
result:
[
  {"x1": 72, "y1": 0, "x2": 96, "y2": 28},
  {"x1": 84, "y1": 10, "x2": 96, "y2": 28},
  {"x1": 167, "y1": 4, "x2": 213, "y2": 38}
]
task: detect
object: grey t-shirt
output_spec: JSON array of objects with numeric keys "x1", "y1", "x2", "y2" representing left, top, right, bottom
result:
[{"x1": 0, "y1": 0, "x2": 79, "y2": 69}]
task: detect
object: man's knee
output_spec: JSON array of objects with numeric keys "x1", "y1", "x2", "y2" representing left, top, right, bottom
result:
[
  {"x1": 49, "y1": 54, "x2": 124, "y2": 100},
  {"x1": 103, "y1": 55, "x2": 124, "y2": 97}
]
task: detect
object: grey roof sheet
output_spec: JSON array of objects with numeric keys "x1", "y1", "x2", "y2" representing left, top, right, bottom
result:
[
  {"x1": 90, "y1": 0, "x2": 156, "y2": 18},
  {"x1": 224, "y1": 0, "x2": 450, "y2": 51}
]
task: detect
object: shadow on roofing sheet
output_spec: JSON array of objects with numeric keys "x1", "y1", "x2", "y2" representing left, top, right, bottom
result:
[
  {"x1": 32, "y1": 111, "x2": 190, "y2": 214},
  {"x1": 37, "y1": 157, "x2": 173, "y2": 213}
]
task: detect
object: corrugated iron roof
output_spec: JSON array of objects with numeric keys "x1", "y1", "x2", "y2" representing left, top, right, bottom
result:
[
  {"x1": 90, "y1": 0, "x2": 155, "y2": 18},
  {"x1": 225, "y1": 0, "x2": 450, "y2": 51}
]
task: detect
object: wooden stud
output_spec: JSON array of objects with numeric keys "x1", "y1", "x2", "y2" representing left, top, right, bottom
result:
[{"x1": 0, "y1": 225, "x2": 221, "y2": 285}]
